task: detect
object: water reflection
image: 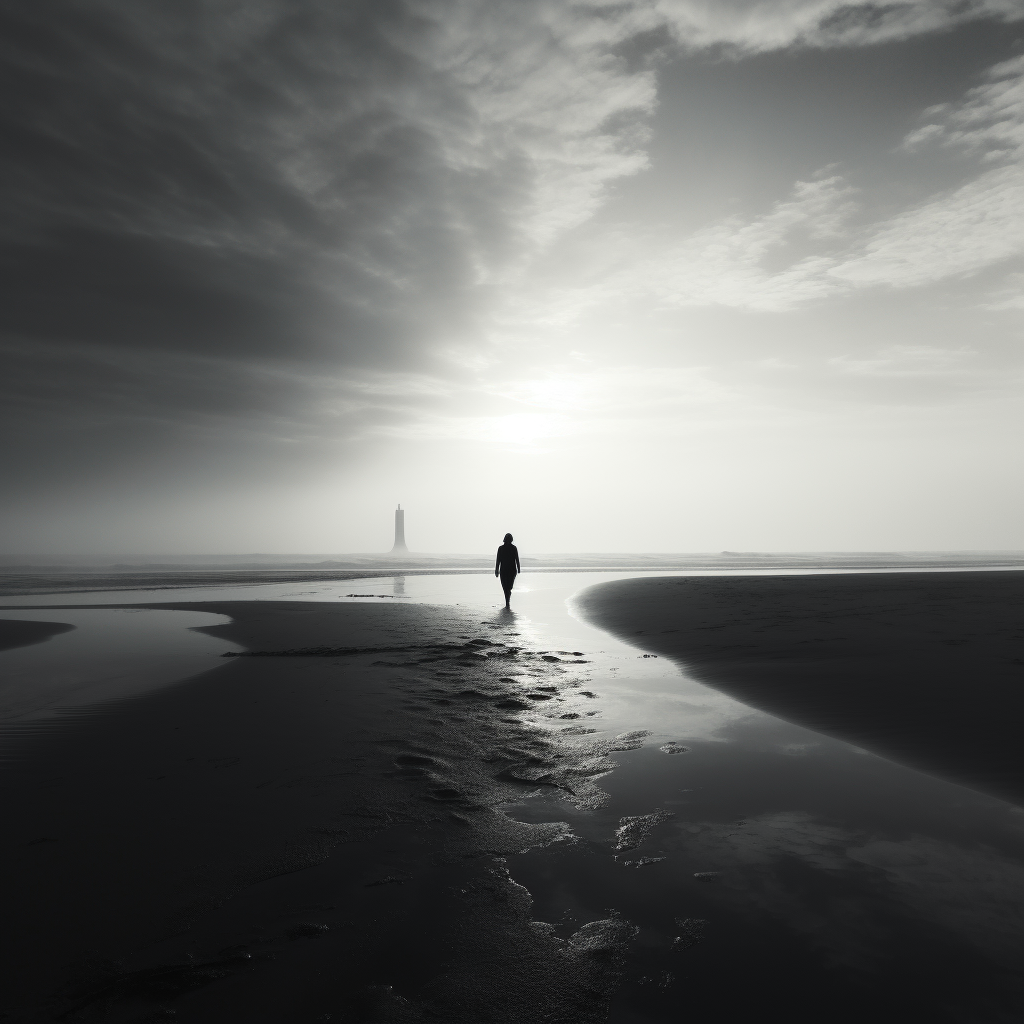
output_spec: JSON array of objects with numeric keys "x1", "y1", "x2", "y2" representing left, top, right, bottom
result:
[
  {"x1": 1, "y1": 572, "x2": 1022, "y2": 1017},
  {"x1": 505, "y1": 715, "x2": 1024, "y2": 1019},
  {"x1": 0, "y1": 608, "x2": 239, "y2": 727}
]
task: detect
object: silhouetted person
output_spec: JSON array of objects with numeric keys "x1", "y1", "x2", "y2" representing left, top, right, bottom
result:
[{"x1": 495, "y1": 533, "x2": 521, "y2": 609}]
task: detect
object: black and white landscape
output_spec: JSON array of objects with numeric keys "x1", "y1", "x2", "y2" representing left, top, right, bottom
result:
[{"x1": 2, "y1": 3, "x2": 1024, "y2": 1022}]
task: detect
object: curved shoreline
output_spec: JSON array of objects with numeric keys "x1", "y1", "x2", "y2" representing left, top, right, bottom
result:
[
  {"x1": 574, "y1": 570, "x2": 1024, "y2": 808},
  {"x1": 0, "y1": 618, "x2": 75, "y2": 653}
]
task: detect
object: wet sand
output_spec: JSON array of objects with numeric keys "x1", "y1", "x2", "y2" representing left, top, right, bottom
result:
[
  {"x1": 576, "y1": 571, "x2": 1024, "y2": 807},
  {"x1": 1, "y1": 600, "x2": 632, "y2": 1022},
  {"x1": 3, "y1": 576, "x2": 1024, "y2": 1022}
]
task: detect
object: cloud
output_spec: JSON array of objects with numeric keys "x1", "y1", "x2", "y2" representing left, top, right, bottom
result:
[
  {"x1": 410, "y1": 0, "x2": 661, "y2": 246},
  {"x1": 657, "y1": 0, "x2": 1024, "y2": 54},
  {"x1": 982, "y1": 271, "x2": 1024, "y2": 309},
  {"x1": 826, "y1": 164, "x2": 1024, "y2": 288},
  {"x1": 545, "y1": 53, "x2": 1024, "y2": 318},
  {"x1": 3, "y1": 0, "x2": 1023, "y2": 541},
  {"x1": 360, "y1": 362, "x2": 736, "y2": 452},
  {"x1": 0, "y1": 334, "x2": 459, "y2": 487},
  {"x1": 828, "y1": 345, "x2": 976, "y2": 379},
  {"x1": 4, "y1": 2, "x2": 1017, "y2": 378},
  {"x1": 0, "y1": 0, "x2": 660, "y2": 373},
  {"x1": 830, "y1": 55, "x2": 1024, "y2": 288},
  {"x1": 911, "y1": 54, "x2": 1024, "y2": 160},
  {"x1": 647, "y1": 174, "x2": 857, "y2": 311},
  {"x1": 519, "y1": 173, "x2": 857, "y2": 321}
]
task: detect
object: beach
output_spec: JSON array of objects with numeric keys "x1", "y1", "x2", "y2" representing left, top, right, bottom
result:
[
  {"x1": 2, "y1": 590, "x2": 636, "y2": 1022},
  {"x1": 575, "y1": 571, "x2": 1024, "y2": 807},
  {"x1": 2, "y1": 570, "x2": 1024, "y2": 1021},
  {"x1": 0, "y1": 618, "x2": 75, "y2": 653},
  {"x1": 8, "y1": 3, "x2": 1024, "y2": 1020}
]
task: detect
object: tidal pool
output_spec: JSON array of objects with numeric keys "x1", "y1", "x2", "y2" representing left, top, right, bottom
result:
[{"x1": 0, "y1": 607, "x2": 240, "y2": 731}]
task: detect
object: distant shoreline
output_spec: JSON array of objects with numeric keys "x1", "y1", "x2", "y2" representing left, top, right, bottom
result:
[
  {"x1": 3, "y1": 552, "x2": 1024, "y2": 597},
  {"x1": 2, "y1": 552, "x2": 1024, "y2": 598},
  {"x1": 3, "y1": 550, "x2": 1023, "y2": 569}
]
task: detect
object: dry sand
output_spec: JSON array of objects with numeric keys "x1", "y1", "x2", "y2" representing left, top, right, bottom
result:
[{"x1": 575, "y1": 570, "x2": 1024, "y2": 807}]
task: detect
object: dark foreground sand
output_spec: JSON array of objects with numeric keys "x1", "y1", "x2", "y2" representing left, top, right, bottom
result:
[
  {"x1": 576, "y1": 571, "x2": 1024, "y2": 807},
  {"x1": 0, "y1": 618, "x2": 75, "y2": 652},
  {"x1": 5, "y1": 578, "x2": 1024, "y2": 1022},
  {"x1": 2, "y1": 601, "x2": 627, "y2": 1023}
]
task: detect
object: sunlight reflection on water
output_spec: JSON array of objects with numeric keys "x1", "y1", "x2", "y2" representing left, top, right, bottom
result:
[{"x1": 1, "y1": 571, "x2": 1023, "y2": 1015}]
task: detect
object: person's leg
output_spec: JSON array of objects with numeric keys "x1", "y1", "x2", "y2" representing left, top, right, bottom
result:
[{"x1": 501, "y1": 573, "x2": 515, "y2": 607}]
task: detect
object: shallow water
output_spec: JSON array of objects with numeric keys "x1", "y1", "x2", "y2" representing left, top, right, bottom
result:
[
  {"x1": 0, "y1": 607, "x2": 239, "y2": 729},
  {"x1": 3, "y1": 572, "x2": 1024, "y2": 1020},
  {"x1": 344, "y1": 573, "x2": 1024, "y2": 1019},
  {"x1": 4, "y1": 562, "x2": 1017, "y2": 608}
]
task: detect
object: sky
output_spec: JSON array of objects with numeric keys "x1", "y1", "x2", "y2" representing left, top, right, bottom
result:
[{"x1": 2, "y1": 0, "x2": 1023, "y2": 556}]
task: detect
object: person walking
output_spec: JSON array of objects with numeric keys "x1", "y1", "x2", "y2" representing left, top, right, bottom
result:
[{"x1": 495, "y1": 533, "x2": 521, "y2": 609}]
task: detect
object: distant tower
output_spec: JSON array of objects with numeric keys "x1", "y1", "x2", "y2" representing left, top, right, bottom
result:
[{"x1": 391, "y1": 504, "x2": 408, "y2": 554}]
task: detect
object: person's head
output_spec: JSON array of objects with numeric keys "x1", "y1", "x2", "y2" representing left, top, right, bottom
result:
[{"x1": 503, "y1": 533, "x2": 513, "y2": 544}]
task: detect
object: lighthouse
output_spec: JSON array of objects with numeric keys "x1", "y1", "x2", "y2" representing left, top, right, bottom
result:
[{"x1": 390, "y1": 504, "x2": 408, "y2": 554}]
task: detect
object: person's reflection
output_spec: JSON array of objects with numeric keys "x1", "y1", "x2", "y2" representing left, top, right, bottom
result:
[
  {"x1": 393, "y1": 575, "x2": 406, "y2": 598},
  {"x1": 494, "y1": 533, "x2": 521, "y2": 609}
]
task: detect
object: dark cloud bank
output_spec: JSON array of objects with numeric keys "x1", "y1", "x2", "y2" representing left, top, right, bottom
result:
[
  {"x1": 2, "y1": 2, "x2": 515, "y2": 367},
  {"x1": 1, "y1": 1, "x2": 551, "y2": 513}
]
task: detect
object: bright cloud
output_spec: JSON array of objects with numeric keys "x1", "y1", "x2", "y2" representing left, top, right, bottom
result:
[
  {"x1": 647, "y1": 175, "x2": 857, "y2": 311},
  {"x1": 910, "y1": 54, "x2": 1024, "y2": 159},
  {"x1": 828, "y1": 346, "x2": 977, "y2": 379},
  {"x1": 828, "y1": 164, "x2": 1024, "y2": 288},
  {"x1": 830, "y1": 55, "x2": 1024, "y2": 288},
  {"x1": 657, "y1": 0, "x2": 1024, "y2": 53},
  {"x1": 415, "y1": 0, "x2": 662, "y2": 247},
  {"x1": 542, "y1": 54, "x2": 1024, "y2": 316}
]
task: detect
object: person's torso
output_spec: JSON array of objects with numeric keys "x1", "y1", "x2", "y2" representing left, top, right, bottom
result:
[{"x1": 497, "y1": 544, "x2": 518, "y2": 572}]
